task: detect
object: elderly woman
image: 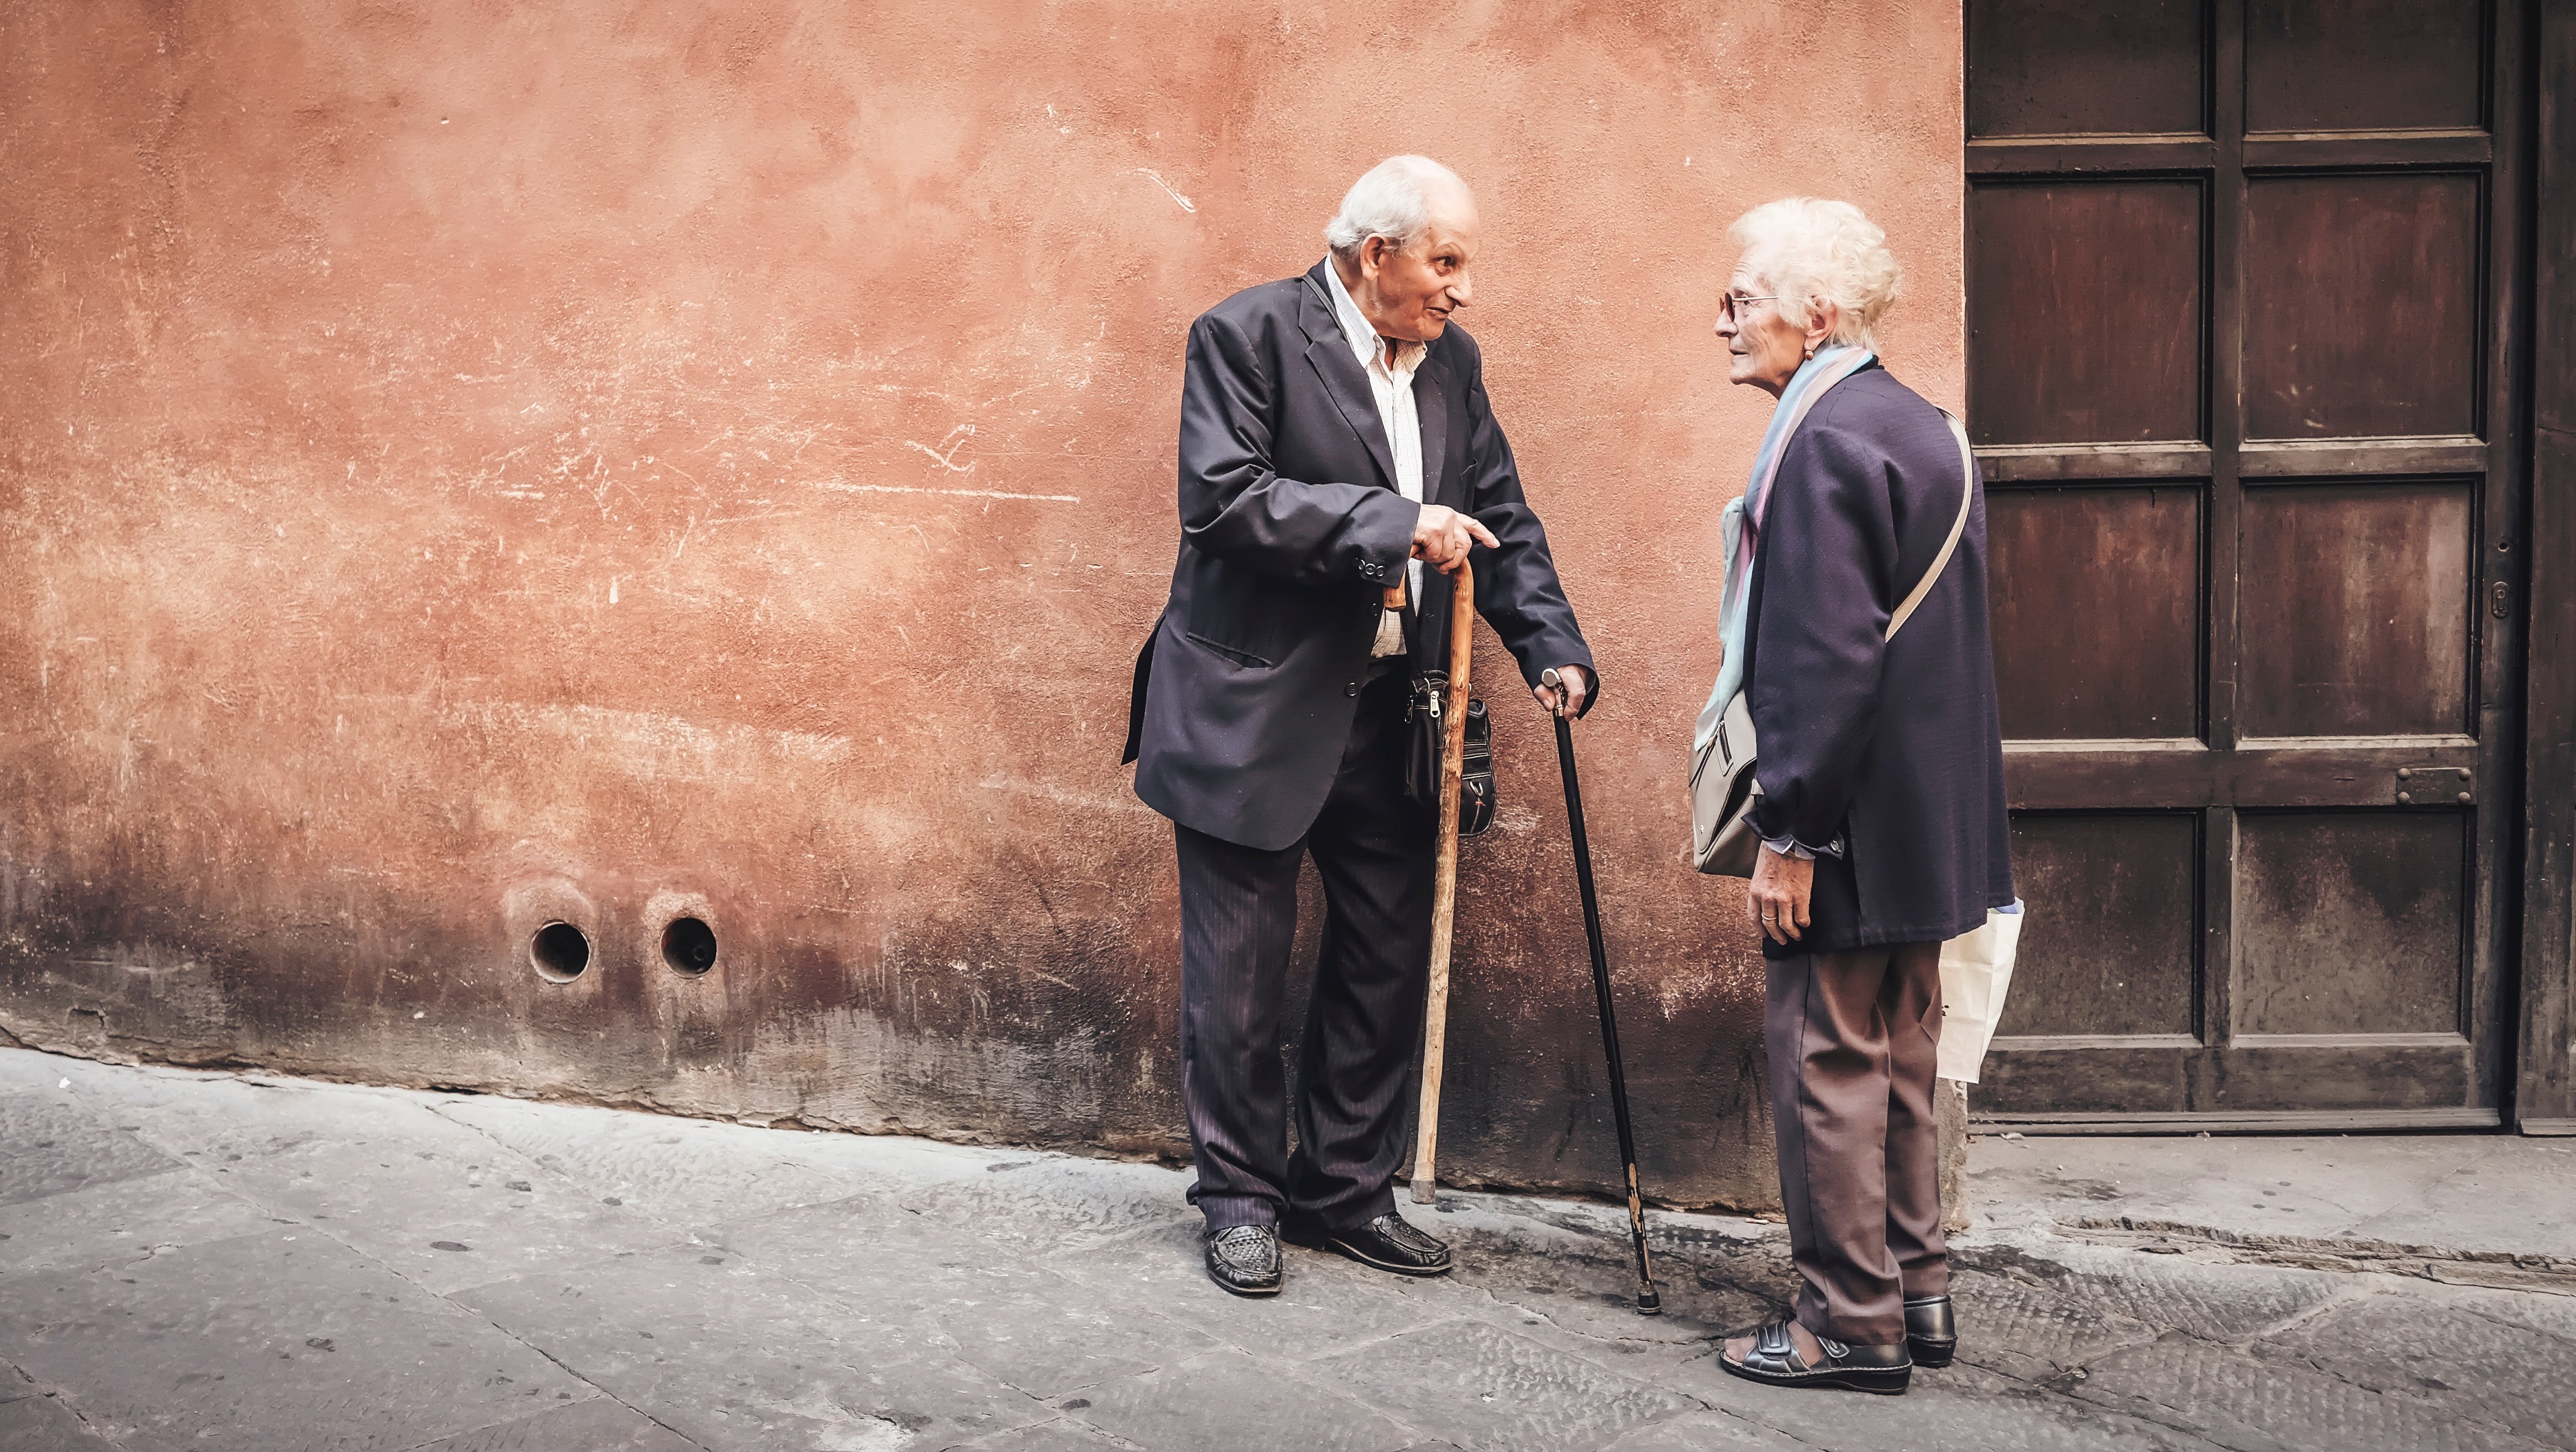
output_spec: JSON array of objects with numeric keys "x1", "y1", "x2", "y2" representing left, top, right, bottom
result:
[{"x1": 1704, "y1": 198, "x2": 2014, "y2": 1395}]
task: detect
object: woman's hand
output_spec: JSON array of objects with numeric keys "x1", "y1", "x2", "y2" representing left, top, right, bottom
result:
[{"x1": 1747, "y1": 848, "x2": 1813, "y2": 946}]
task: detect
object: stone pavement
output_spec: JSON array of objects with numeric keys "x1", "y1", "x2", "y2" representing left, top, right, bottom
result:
[
  {"x1": 3, "y1": 1047, "x2": 2572, "y2": 1452},
  {"x1": 1971, "y1": 1128, "x2": 2576, "y2": 1262}
]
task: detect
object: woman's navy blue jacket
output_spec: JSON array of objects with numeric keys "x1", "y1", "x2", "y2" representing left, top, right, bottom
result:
[{"x1": 1741, "y1": 361, "x2": 2016, "y2": 958}]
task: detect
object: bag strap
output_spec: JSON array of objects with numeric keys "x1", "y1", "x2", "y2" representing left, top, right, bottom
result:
[{"x1": 1886, "y1": 408, "x2": 1977, "y2": 642}]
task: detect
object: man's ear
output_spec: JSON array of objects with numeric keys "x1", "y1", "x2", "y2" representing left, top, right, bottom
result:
[{"x1": 1359, "y1": 233, "x2": 1392, "y2": 281}]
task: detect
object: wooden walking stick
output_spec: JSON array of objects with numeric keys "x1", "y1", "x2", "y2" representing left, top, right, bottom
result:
[{"x1": 1410, "y1": 560, "x2": 1475, "y2": 1205}]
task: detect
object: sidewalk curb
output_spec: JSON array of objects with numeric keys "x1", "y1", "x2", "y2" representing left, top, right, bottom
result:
[{"x1": 2061, "y1": 1214, "x2": 2576, "y2": 1295}]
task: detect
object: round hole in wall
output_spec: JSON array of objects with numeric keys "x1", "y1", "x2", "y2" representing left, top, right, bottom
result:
[
  {"x1": 530, "y1": 921, "x2": 591, "y2": 983},
  {"x1": 661, "y1": 916, "x2": 719, "y2": 976}
]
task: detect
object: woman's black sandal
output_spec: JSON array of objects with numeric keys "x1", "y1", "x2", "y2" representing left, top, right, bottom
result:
[{"x1": 1717, "y1": 1320, "x2": 1912, "y2": 1395}]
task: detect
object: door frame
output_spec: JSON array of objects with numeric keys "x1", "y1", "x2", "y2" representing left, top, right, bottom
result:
[{"x1": 2515, "y1": 2, "x2": 2576, "y2": 1135}]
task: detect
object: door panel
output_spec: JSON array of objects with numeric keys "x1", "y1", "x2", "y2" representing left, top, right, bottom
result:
[
  {"x1": 1967, "y1": 0, "x2": 2523, "y2": 1129},
  {"x1": 2234, "y1": 810, "x2": 2469, "y2": 1037},
  {"x1": 1968, "y1": 182, "x2": 2205, "y2": 446},
  {"x1": 2000, "y1": 813, "x2": 2201, "y2": 1038},
  {"x1": 2245, "y1": 0, "x2": 2486, "y2": 134},
  {"x1": 2243, "y1": 173, "x2": 2483, "y2": 440},
  {"x1": 1968, "y1": 0, "x2": 2208, "y2": 138},
  {"x1": 1989, "y1": 486, "x2": 2203, "y2": 739},
  {"x1": 2236, "y1": 483, "x2": 2476, "y2": 737}
]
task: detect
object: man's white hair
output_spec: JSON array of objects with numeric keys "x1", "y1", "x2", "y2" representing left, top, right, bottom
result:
[
  {"x1": 1727, "y1": 197, "x2": 1903, "y2": 350},
  {"x1": 1324, "y1": 155, "x2": 1470, "y2": 260}
]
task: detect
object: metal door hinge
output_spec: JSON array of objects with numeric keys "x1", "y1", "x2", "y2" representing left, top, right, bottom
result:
[
  {"x1": 2395, "y1": 766, "x2": 2473, "y2": 806},
  {"x1": 2494, "y1": 581, "x2": 2510, "y2": 619}
]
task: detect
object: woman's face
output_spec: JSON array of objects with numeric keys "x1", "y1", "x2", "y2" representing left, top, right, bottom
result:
[{"x1": 1715, "y1": 259, "x2": 1821, "y2": 397}]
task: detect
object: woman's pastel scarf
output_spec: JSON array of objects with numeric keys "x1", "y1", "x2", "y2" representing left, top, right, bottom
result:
[{"x1": 1694, "y1": 344, "x2": 1875, "y2": 754}]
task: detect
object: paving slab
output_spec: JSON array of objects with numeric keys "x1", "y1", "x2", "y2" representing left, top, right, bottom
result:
[
  {"x1": 456, "y1": 1239, "x2": 1054, "y2": 1450},
  {"x1": 703, "y1": 1196, "x2": 1227, "y2": 1398},
  {"x1": 2342, "y1": 1139, "x2": 2576, "y2": 1256},
  {"x1": 1305, "y1": 1318, "x2": 1699, "y2": 1452},
  {"x1": 426, "y1": 1094, "x2": 1028, "y2": 1230},
  {"x1": 1596, "y1": 1411, "x2": 1811, "y2": 1450},
  {"x1": 1065, "y1": 1347, "x2": 1418, "y2": 1452},
  {"x1": 2077, "y1": 1333, "x2": 2555, "y2": 1452},
  {"x1": 888, "y1": 1156, "x2": 1201, "y2": 1257},
  {"x1": 80, "y1": 1073, "x2": 679, "y2": 1293},
  {"x1": 0, "y1": 1388, "x2": 115, "y2": 1450},
  {"x1": 2416, "y1": 1281, "x2": 2576, "y2": 1342},
  {"x1": 1971, "y1": 1132, "x2": 2576, "y2": 1263},
  {"x1": 1939, "y1": 1268, "x2": 2165, "y2": 1383},
  {"x1": 0, "y1": 1228, "x2": 598, "y2": 1452},
  {"x1": 1968, "y1": 1135, "x2": 2494, "y2": 1238},
  {"x1": 1954, "y1": 1240, "x2": 2351, "y2": 1343},
  {"x1": 0, "y1": 1166, "x2": 277, "y2": 1275},
  {"x1": 1439, "y1": 1218, "x2": 1777, "y2": 1351},
  {"x1": 401, "y1": 1395, "x2": 702, "y2": 1452},
  {"x1": 2249, "y1": 1289, "x2": 2576, "y2": 1449},
  {"x1": 0, "y1": 1094, "x2": 183, "y2": 1205},
  {"x1": 950, "y1": 1418, "x2": 1136, "y2": 1451}
]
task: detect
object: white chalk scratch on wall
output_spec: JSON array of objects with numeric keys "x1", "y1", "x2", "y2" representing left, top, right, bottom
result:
[
  {"x1": 1134, "y1": 169, "x2": 1197, "y2": 214},
  {"x1": 905, "y1": 424, "x2": 978, "y2": 474},
  {"x1": 811, "y1": 480, "x2": 1081, "y2": 504}
]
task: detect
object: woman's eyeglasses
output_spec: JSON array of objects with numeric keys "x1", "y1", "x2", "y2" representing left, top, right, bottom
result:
[{"x1": 1719, "y1": 293, "x2": 1779, "y2": 324}]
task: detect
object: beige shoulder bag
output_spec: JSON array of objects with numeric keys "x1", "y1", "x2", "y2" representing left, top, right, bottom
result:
[{"x1": 1689, "y1": 409, "x2": 1979, "y2": 876}]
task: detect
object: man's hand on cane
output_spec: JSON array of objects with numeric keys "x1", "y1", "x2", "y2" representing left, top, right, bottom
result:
[
  {"x1": 1536, "y1": 664, "x2": 1590, "y2": 718},
  {"x1": 1748, "y1": 847, "x2": 1814, "y2": 946},
  {"x1": 1411, "y1": 504, "x2": 1498, "y2": 574},
  {"x1": 1414, "y1": 505, "x2": 1585, "y2": 718}
]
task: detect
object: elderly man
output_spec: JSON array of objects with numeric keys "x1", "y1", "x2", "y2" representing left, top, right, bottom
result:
[{"x1": 1122, "y1": 155, "x2": 1598, "y2": 1295}]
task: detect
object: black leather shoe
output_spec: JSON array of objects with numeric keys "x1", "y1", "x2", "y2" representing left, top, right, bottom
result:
[
  {"x1": 1203, "y1": 1224, "x2": 1281, "y2": 1297},
  {"x1": 1317, "y1": 1212, "x2": 1453, "y2": 1276},
  {"x1": 1904, "y1": 1295, "x2": 1957, "y2": 1368},
  {"x1": 1718, "y1": 1320, "x2": 1911, "y2": 1395}
]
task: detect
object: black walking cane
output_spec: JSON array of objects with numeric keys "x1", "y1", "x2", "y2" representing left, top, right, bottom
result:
[{"x1": 1540, "y1": 667, "x2": 1661, "y2": 1315}]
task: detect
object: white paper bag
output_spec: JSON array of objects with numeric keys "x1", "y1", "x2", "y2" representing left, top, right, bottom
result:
[{"x1": 1936, "y1": 899, "x2": 2024, "y2": 1084}]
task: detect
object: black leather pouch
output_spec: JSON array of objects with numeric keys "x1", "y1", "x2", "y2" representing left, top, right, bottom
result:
[
  {"x1": 1403, "y1": 675, "x2": 1495, "y2": 838},
  {"x1": 1403, "y1": 672, "x2": 1445, "y2": 808},
  {"x1": 1458, "y1": 698, "x2": 1494, "y2": 837}
]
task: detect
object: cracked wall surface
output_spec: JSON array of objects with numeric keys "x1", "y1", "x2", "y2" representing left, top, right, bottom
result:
[{"x1": 0, "y1": 0, "x2": 1966, "y2": 1212}]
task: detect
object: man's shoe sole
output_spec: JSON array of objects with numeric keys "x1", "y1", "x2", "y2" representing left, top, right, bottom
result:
[
  {"x1": 1909, "y1": 1338, "x2": 1955, "y2": 1369},
  {"x1": 1323, "y1": 1234, "x2": 1453, "y2": 1277},
  {"x1": 1208, "y1": 1272, "x2": 1282, "y2": 1298}
]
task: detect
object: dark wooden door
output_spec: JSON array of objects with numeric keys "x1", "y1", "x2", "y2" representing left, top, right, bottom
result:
[{"x1": 1966, "y1": 0, "x2": 2531, "y2": 1129}]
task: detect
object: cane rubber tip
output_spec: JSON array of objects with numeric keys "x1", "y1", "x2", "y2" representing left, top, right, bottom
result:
[
  {"x1": 1636, "y1": 1291, "x2": 1662, "y2": 1315},
  {"x1": 1409, "y1": 1177, "x2": 1438, "y2": 1205}
]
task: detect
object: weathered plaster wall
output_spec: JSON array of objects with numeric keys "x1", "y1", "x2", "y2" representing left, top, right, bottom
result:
[{"x1": 0, "y1": 0, "x2": 1963, "y2": 1210}]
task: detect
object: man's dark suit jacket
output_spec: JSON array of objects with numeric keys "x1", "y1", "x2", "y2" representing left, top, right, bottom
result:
[
  {"x1": 1741, "y1": 362, "x2": 2015, "y2": 957},
  {"x1": 1122, "y1": 261, "x2": 1595, "y2": 851}
]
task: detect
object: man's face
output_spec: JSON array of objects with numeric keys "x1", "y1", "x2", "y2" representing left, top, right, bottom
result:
[{"x1": 1358, "y1": 192, "x2": 1480, "y2": 344}]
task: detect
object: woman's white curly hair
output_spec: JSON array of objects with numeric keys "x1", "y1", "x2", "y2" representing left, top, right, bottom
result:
[{"x1": 1728, "y1": 197, "x2": 1903, "y2": 351}]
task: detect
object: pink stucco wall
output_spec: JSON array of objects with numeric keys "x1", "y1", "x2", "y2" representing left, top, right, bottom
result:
[{"x1": 1, "y1": 0, "x2": 1963, "y2": 1208}]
